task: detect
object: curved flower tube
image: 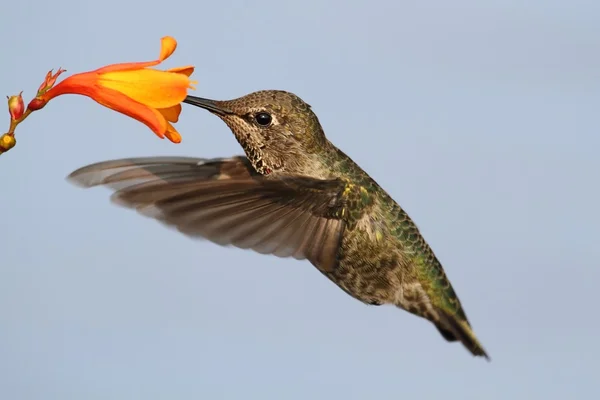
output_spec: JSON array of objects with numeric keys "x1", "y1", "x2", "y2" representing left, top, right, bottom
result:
[{"x1": 34, "y1": 36, "x2": 196, "y2": 143}]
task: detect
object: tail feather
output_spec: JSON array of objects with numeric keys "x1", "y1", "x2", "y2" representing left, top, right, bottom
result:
[
  {"x1": 436, "y1": 325, "x2": 459, "y2": 342},
  {"x1": 434, "y1": 307, "x2": 490, "y2": 361}
]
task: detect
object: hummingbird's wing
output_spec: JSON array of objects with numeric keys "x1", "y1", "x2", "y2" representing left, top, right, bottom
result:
[{"x1": 68, "y1": 156, "x2": 347, "y2": 272}]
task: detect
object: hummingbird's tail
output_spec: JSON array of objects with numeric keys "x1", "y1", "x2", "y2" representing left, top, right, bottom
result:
[{"x1": 434, "y1": 307, "x2": 490, "y2": 360}]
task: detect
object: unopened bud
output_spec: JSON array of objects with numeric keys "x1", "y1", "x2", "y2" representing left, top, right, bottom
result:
[
  {"x1": 7, "y1": 92, "x2": 24, "y2": 120},
  {"x1": 0, "y1": 134, "x2": 16, "y2": 152},
  {"x1": 27, "y1": 97, "x2": 47, "y2": 111}
]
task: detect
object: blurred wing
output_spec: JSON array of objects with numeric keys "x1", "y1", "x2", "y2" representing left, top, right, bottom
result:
[{"x1": 68, "y1": 156, "x2": 346, "y2": 272}]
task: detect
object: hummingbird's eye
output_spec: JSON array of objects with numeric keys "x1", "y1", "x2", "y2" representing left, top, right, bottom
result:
[{"x1": 254, "y1": 112, "x2": 272, "y2": 127}]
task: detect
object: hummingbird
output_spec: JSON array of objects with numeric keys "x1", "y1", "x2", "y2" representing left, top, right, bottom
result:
[{"x1": 68, "y1": 90, "x2": 489, "y2": 359}]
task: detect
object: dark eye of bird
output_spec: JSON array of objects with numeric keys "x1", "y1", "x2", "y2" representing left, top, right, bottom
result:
[{"x1": 254, "y1": 112, "x2": 272, "y2": 127}]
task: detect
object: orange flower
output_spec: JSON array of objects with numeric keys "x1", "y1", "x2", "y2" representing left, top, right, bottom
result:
[{"x1": 36, "y1": 36, "x2": 196, "y2": 143}]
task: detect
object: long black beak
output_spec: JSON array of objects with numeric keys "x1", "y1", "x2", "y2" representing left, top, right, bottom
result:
[{"x1": 183, "y1": 96, "x2": 233, "y2": 116}]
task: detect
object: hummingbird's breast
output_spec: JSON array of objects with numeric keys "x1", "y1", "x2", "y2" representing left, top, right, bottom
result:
[
  {"x1": 327, "y1": 214, "x2": 405, "y2": 306},
  {"x1": 310, "y1": 144, "x2": 423, "y2": 306}
]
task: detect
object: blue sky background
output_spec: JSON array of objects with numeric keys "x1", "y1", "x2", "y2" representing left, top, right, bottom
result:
[{"x1": 1, "y1": 1, "x2": 599, "y2": 399}]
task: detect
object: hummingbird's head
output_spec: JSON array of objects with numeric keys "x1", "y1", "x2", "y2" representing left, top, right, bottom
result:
[{"x1": 184, "y1": 90, "x2": 328, "y2": 175}]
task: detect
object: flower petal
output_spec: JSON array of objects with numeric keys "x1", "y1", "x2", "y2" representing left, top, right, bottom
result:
[
  {"x1": 159, "y1": 36, "x2": 177, "y2": 61},
  {"x1": 167, "y1": 66, "x2": 195, "y2": 77},
  {"x1": 157, "y1": 104, "x2": 181, "y2": 123},
  {"x1": 94, "y1": 61, "x2": 162, "y2": 74},
  {"x1": 94, "y1": 37, "x2": 178, "y2": 74},
  {"x1": 44, "y1": 74, "x2": 169, "y2": 139},
  {"x1": 90, "y1": 87, "x2": 168, "y2": 139},
  {"x1": 45, "y1": 76, "x2": 168, "y2": 139},
  {"x1": 164, "y1": 122, "x2": 182, "y2": 143},
  {"x1": 98, "y1": 69, "x2": 193, "y2": 108}
]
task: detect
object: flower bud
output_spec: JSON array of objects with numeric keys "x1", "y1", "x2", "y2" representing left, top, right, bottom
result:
[
  {"x1": 0, "y1": 134, "x2": 16, "y2": 152},
  {"x1": 7, "y1": 92, "x2": 24, "y2": 120},
  {"x1": 27, "y1": 97, "x2": 47, "y2": 111}
]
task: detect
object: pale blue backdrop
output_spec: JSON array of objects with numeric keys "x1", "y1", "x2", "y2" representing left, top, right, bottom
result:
[{"x1": 1, "y1": 1, "x2": 599, "y2": 399}]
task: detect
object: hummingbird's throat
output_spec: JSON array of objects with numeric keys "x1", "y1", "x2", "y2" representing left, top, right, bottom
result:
[{"x1": 235, "y1": 135, "x2": 272, "y2": 175}]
